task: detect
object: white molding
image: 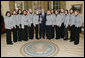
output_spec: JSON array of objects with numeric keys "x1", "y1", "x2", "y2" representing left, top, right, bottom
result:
[
  {"x1": 32, "y1": 1, "x2": 34, "y2": 13},
  {"x1": 51, "y1": 1, "x2": 53, "y2": 9},
  {"x1": 22, "y1": 1, "x2": 24, "y2": 10}
]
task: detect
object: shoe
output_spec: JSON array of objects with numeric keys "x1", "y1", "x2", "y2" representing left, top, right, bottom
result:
[
  {"x1": 23, "y1": 39, "x2": 28, "y2": 41},
  {"x1": 55, "y1": 38, "x2": 59, "y2": 40},
  {"x1": 74, "y1": 43, "x2": 79, "y2": 45},
  {"x1": 7, "y1": 43, "x2": 13, "y2": 45},
  {"x1": 18, "y1": 40, "x2": 22, "y2": 41},
  {"x1": 64, "y1": 39, "x2": 68, "y2": 40},
  {"x1": 69, "y1": 40, "x2": 74, "y2": 42},
  {"x1": 36, "y1": 38, "x2": 39, "y2": 40}
]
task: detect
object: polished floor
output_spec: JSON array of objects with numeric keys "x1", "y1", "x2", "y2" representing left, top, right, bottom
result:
[{"x1": 1, "y1": 31, "x2": 84, "y2": 57}]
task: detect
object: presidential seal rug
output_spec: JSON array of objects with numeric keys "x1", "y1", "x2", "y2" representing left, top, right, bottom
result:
[{"x1": 20, "y1": 40, "x2": 59, "y2": 57}]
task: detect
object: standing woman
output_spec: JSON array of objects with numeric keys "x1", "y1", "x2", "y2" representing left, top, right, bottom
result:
[
  {"x1": 55, "y1": 10, "x2": 62, "y2": 39},
  {"x1": 4, "y1": 11, "x2": 13, "y2": 44},
  {"x1": 69, "y1": 9, "x2": 75, "y2": 42},
  {"x1": 11, "y1": 10, "x2": 18, "y2": 42},
  {"x1": 17, "y1": 9, "x2": 23, "y2": 41},
  {"x1": 51, "y1": 9, "x2": 55, "y2": 39},
  {"x1": 74, "y1": 10, "x2": 82, "y2": 45},
  {"x1": 33, "y1": 10, "x2": 39, "y2": 39},
  {"x1": 28, "y1": 9, "x2": 34, "y2": 39},
  {"x1": 46, "y1": 10, "x2": 53, "y2": 40},
  {"x1": 63, "y1": 9, "x2": 70, "y2": 40},
  {"x1": 60, "y1": 9, "x2": 65, "y2": 38},
  {"x1": 21, "y1": 10, "x2": 28, "y2": 41}
]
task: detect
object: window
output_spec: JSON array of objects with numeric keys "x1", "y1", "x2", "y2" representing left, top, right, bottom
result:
[
  {"x1": 15, "y1": 1, "x2": 24, "y2": 11},
  {"x1": 53, "y1": 1, "x2": 61, "y2": 10}
]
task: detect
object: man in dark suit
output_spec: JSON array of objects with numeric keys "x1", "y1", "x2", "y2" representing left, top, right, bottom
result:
[{"x1": 39, "y1": 9, "x2": 46, "y2": 39}]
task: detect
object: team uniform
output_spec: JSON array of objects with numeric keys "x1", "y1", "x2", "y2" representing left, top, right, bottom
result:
[
  {"x1": 33, "y1": 14, "x2": 39, "y2": 39},
  {"x1": 11, "y1": 14, "x2": 18, "y2": 42},
  {"x1": 74, "y1": 15, "x2": 82, "y2": 45},
  {"x1": 4, "y1": 16, "x2": 13, "y2": 44},
  {"x1": 51, "y1": 13, "x2": 55, "y2": 39},
  {"x1": 60, "y1": 12, "x2": 65, "y2": 38},
  {"x1": 46, "y1": 14, "x2": 53, "y2": 39},
  {"x1": 17, "y1": 14, "x2": 23, "y2": 41},
  {"x1": 55, "y1": 14, "x2": 62, "y2": 39},
  {"x1": 69, "y1": 13, "x2": 75, "y2": 41},
  {"x1": 63, "y1": 14, "x2": 70, "y2": 40},
  {"x1": 21, "y1": 14, "x2": 28, "y2": 41},
  {"x1": 28, "y1": 13, "x2": 34, "y2": 39}
]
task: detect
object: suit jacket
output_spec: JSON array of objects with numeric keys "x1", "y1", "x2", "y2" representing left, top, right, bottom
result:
[{"x1": 39, "y1": 12, "x2": 46, "y2": 24}]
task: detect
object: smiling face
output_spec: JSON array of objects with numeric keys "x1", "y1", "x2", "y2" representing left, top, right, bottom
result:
[
  {"x1": 7, "y1": 13, "x2": 11, "y2": 17},
  {"x1": 55, "y1": 10, "x2": 58, "y2": 15},
  {"x1": 36, "y1": 10, "x2": 39, "y2": 15},
  {"x1": 47, "y1": 11, "x2": 51, "y2": 15},
  {"x1": 23, "y1": 11, "x2": 27, "y2": 15},
  {"x1": 74, "y1": 11, "x2": 79, "y2": 16},
  {"x1": 61, "y1": 9, "x2": 64, "y2": 13},
  {"x1": 19, "y1": 10, "x2": 22, "y2": 14},
  {"x1": 70, "y1": 9, "x2": 73, "y2": 14},
  {"x1": 65, "y1": 11, "x2": 68, "y2": 14},
  {"x1": 29, "y1": 9, "x2": 32, "y2": 13},
  {"x1": 41, "y1": 9, "x2": 44, "y2": 13},
  {"x1": 51, "y1": 10, "x2": 53, "y2": 13},
  {"x1": 13, "y1": 11, "x2": 16, "y2": 15}
]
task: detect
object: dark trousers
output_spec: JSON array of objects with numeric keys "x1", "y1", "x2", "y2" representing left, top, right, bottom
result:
[
  {"x1": 70, "y1": 25, "x2": 75, "y2": 41},
  {"x1": 64, "y1": 27, "x2": 68, "y2": 40},
  {"x1": 18, "y1": 27, "x2": 22, "y2": 41},
  {"x1": 22, "y1": 25, "x2": 28, "y2": 41},
  {"x1": 6, "y1": 29, "x2": 12, "y2": 44},
  {"x1": 74, "y1": 27, "x2": 80, "y2": 44},
  {"x1": 55, "y1": 26, "x2": 61, "y2": 39},
  {"x1": 46, "y1": 25, "x2": 52, "y2": 39},
  {"x1": 13, "y1": 27, "x2": 17, "y2": 42},
  {"x1": 60, "y1": 23, "x2": 65, "y2": 38},
  {"x1": 29, "y1": 24, "x2": 34, "y2": 39},
  {"x1": 35, "y1": 25, "x2": 38, "y2": 39},
  {"x1": 40, "y1": 23, "x2": 45, "y2": 38},
  {"x1": 52, "y1": 27, "x2": 54, "y2": 39}
]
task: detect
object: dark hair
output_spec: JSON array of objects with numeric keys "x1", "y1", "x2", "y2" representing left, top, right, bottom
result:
[
  {"x1": 5, "y1": 11, "x2": 11, "y2": 16},
  {"x1": 47, "y1": 10, "x2": 51, "y2": 12},
  {"x1": 74, "y1": 10, "x2": 79, "y2": 13},
  {"x1": 55, "y1": 9, "x2": 59, "y2": 13},
  {"x1": 23, "y1": 10, "x2": 27, "y2": 14},
  {"x1": 69, "y1": 8, "x2": 74, "y2": 12},
  {"x1": 17, "y1": 9, "x2": 22, "y2": 14},
  {"x1": 12, "y1": 9, "x2": 17, "y2": 15},
  {"x1": 64, "y1": 9, "x2": 68, "y2": 14}
]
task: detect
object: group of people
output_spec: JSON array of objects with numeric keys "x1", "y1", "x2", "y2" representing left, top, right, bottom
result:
[{"x1": 4, "y1": 8, "x2": 82, "y2": 45}]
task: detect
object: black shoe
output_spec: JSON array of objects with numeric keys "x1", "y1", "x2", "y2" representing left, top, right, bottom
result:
[
  {"x1": 7, "y1": 43, "x2": 13, "y2": 45},
  {"x1": 29, "y1": 38, "x2": 33, "y2": 40},
  {"x1": 18, "y1": 40, "x2": 22, "y2": 41},
  {"x1": 49, "y1": 39, "x2": 51, "y2": 40},
  {"x1": 55, "y1": 38, "x2": 59, "y2": 40},
  {"x1": 74, "y1": 43, "x2": 79, "y2": 45},
  {"x1": 69, "y1": 40, "x2": 74, "y2": 42},
  {"x1": 23, "y1": 39, "x2": 28, "y2": 41},
  {"x1": 36, "y1": 38, "x2": 39, "y2": 40},
  {"x1": 39, "y1": 37, "x2": 41, "y2": 39},
  {"x1": 61, "y1": 37, "x2": 64, "y2": 38},
  {"x1": 14, "y1": 41, "x2": 17, "y2": 43},
  {"x1": 64, "y1": 39, "x2": 68, "y2": 40}
]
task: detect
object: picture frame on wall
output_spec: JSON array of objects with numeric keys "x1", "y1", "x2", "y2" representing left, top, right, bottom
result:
[{"x1": 72, "y1": 4, "x2": 82, "y2": 13}]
